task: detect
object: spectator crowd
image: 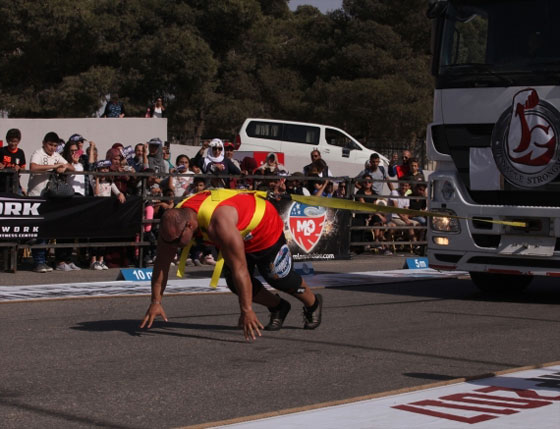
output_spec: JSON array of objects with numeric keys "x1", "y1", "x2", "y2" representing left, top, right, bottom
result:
[{"x1": 0, "y1": 128, "x2": 427, "y2": 273}]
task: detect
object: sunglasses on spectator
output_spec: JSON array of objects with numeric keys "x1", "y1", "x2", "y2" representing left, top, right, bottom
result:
[
  {"x1": 225, "y1": 147, "x2": 234, "y2": 152},
  {"x1": 212, "y1": 147, "x2": 223, "y2": 152}
]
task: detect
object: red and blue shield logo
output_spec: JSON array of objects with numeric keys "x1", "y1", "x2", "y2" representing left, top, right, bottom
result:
[{"x1": 288, "y1": 202, "x2": 326, "y2": 252}]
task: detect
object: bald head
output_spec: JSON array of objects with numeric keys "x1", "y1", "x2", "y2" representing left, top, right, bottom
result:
[{"x1": 160, "y1": 208, "x2": 197, "y2": 246}]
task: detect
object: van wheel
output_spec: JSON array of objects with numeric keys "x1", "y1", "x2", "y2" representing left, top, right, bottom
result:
[{"x1": 469, "y1": 272, "x2": 532, "y2": 295}]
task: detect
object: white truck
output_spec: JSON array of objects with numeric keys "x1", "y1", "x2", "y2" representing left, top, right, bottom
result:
[{"x1": 426, "y1": 0, "x2": 560, "y2": 292}]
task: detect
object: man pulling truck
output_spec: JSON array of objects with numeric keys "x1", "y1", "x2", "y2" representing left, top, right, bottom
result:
[{"x1": 140, "y1": 190, "x2": 323, "y2": 341}]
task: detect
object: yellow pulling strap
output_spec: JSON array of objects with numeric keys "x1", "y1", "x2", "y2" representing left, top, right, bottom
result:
[
  {"x1": 176, "y1": 240, "x2": 194, "y2": 278},
  {"x1": 288, "y1": 194, "x2": 527, "y2": 228}
]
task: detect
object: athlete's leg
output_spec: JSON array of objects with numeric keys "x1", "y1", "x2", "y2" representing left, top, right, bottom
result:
[{"x1": 223, "y1": 264, "x2": 281, "y2": 308}]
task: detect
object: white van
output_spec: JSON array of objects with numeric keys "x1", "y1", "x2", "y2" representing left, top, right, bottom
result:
[{"x1": 234, "y1": 118, "x2": 388, "y2": 176}]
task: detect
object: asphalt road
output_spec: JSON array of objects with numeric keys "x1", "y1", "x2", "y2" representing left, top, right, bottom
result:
[{"x1": 1, "y1": 271, "x2": 559, "y2": 428}]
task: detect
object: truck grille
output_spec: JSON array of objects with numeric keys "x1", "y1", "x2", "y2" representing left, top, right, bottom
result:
[{"x1": 432, "y1": 124, "x2": 560, "y2": 207}]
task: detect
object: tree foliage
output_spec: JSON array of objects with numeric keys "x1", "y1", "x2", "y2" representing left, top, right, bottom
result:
[{"x1": 0, "y1": 0, "x2": 433, "y2": 145}]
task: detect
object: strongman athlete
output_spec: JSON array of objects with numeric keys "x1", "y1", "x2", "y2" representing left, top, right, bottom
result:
[{"x1": 139, "y1": 190, "x2": 323, "y2": 341}]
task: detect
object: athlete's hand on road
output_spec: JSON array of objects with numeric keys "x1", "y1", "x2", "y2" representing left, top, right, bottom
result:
[
  {"x1": 140, "y1": 302, "x2": 168, "y2": 329},
  {"x1": 241, "y1": 310, "x2": 263, "y2": 341}
]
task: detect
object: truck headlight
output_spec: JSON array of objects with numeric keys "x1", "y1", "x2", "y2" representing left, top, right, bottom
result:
[{"x1": 430, "y1": 209, "x2": 461, "y2": 233}]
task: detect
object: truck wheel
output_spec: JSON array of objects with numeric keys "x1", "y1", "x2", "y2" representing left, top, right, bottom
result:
[{"x1": 469, "y1": 272, "x2": 533, "y2": 294}]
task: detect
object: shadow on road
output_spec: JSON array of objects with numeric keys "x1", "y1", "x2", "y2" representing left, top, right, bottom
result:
[
  {"x1": 329, "y1": 277, "x2": 560, "y2": 305},
  {"x1": 71, "y1": 319, "x2": 244, "y2": 343}
]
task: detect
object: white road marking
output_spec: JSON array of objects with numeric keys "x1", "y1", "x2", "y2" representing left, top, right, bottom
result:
[
  {"x1": 0, "y1": 269, "x2": 466, "y2": 302},
  {"x1": 208, "y1": 364, "x2": 560, "y2": 429}
]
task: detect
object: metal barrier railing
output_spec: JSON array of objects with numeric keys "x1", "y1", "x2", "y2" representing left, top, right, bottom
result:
[{"x1": 0, "y1": 169, "x2": 428, "y2": 271}]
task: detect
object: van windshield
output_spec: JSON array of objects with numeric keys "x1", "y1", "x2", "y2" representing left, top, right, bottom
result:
[{"x1": 326, "y1": 128, "x2": 362, "y2": 150}]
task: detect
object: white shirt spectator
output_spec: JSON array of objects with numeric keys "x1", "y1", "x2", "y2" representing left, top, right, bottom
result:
[
  {"x1": 67, "y1": 162, "x2": 86, "y2": 195},
  {"x1": 28, "y1": 148, "x2": 67, "y2": 196}
]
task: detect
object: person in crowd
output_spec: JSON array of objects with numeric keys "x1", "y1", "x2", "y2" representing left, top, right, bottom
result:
[
  {"x1": 224, "y1": 141, "x2": 241, "y2": 169},
  {"x1": 188, "y1": 176, "x2": 207, "y2": 195},
  {"x1": 0, "y1": 128, "x2": 26, "y2": 194},
  {"x1": 403, "y1": 157, "x2": 425, "y2": 187},
  {"x1": 255, "y1": 152, "x2": 287, "y2": 175},
  {"x1": 132, "y1": 143, "x2": 149, "y2": 172},
  {"x1": 389, "y1": 182, "x2": 419, "y2": 247},
  {"x1": 389, "y1": 150, "x2": 418, "y2": 179},
  {"x1": 62, "y1": 140, "x2": 88, "y2": 196},
  {"x1": 28, "y1": 132, "x2": 75, "y2": 273},
  {"x1": 356, "y1": 153, "x2": 394, "y2": 195},
  {"x1": 305, "y1": 159, "x2": 330, "y2": 196},
  {"x1": 355, "y1": 174, "x2": 392, "y2": 255},
  {"x1": 91, "y1": 159, "x2": 126, "y2": 203},
  {"x1": 162, "y1": 145, "x2": 173, "y2": 173},
  {"x1": 102, "y1": 94, "x2": 125, "y2": 118},
  {"x1": 284, "y1": 172, "x2": 310, "y2": 196},
  {"x1": 168, "y1": 154, "x2": 194, "y2": 197},
  {"x1": 52, "y1": 141, "x2": 83, "y2": 271},
  {"x1": 142, "y1": 168, "x2": 165, "y2": 265},
  {"x1": 149, "y1": 96, "x2": 165, "y2": 118},
  {"x1": 89, "y1": 159, "x2": 124, "y2": 270},
  {"x1": 203, "y1": 138, "x2": 241, "y2": 188},
  {"x1": 147, "y1": 137, "x2": 166, "y2": 174},
  {"x1": 332, "y1": 181, "x2": 347, "y2": 199},
  {"x1": 67, "y1": 134, "x2": 88, "y2": 167},
  {"x1": 181, "y1": 177, "x2": 217, "y2": 266},
  {"x1": 237, "y1": 156, "x2": 258, "y2": 190},
  {"x1": 303, "y1": 149, "x2": 332, "y2": 177},
  {"x1": 191, "y1": 139, "x2": 210, "y2": 172},
  {"x1": 139, "y1": 190, "x2": 324, "y2": 339},
  {"x1": 105, "y1": 146, "x2": 131, "y2": 196}
]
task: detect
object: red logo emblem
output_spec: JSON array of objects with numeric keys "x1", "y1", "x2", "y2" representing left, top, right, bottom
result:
[
  {"x1": 288, "y1": 202, "x2": 326, "y2": 252},
  {"x1": 508, "y1": 89, "x2": 556, "y2": 167},
  {"x1": 492, "y1": 88, "x2": 560, "y2": 188}
]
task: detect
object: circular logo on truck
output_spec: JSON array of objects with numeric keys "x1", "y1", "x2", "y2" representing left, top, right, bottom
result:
[{"x1": 491, "y1": 88, "x2": 560, "y2": 188}]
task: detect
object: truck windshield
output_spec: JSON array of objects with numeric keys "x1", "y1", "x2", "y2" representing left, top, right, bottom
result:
[{"x1": 438, "y1": 0, "x2": 560, "y2": 86}]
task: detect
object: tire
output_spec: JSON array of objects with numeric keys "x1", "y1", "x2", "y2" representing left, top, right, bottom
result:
[{"x1": 469, "y1": 272, "x2": 533, "y2": 295}]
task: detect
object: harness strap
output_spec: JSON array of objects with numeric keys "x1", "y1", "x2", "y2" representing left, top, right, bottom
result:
[{"x1": 176, "y1": 190, "x2": 268, "y2": 287}]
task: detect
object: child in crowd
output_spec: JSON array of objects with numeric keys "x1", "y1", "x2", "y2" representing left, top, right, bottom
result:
[
  {"x1": 169, "y1": 154, "x2": 194, "y2": 197},
  {"x1": 89, "y1": 160, "x2": 125, "y2": 269}
]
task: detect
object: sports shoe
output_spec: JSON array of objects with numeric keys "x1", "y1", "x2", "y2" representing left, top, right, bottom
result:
[
  {"x1": 56, "y1": 262, "x2": 72, "y2": 271},
  {"x1": 33, "y1": 263, "x2": 51, "y2": 273},
  {"x1": 203, "y1": 254, "x2": 216, "y2": 266},
  {"x1": 303, "y1": 294, "x2": 323, "y2": 330},
  {"x1": 265, "y1": 298, "x2": 291, "y2": 331},
  {"x1": 383, "y1": 249, "x2": 393, "y2": 256},
  {"x1": 100, "y1": 262, "x2": 109, "y2": 270},
  {"x1": 193, "y1": 259, "x2": 203, "y2": 266},
  {"x1": 67, "y1": 262, "x2": 81, "y2": 270},
  {"x1": 90, "y1": 262, "x2": 103, "y2": 271}
]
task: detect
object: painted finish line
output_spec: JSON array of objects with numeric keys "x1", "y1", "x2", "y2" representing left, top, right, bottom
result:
[
  {"x1": 0, "y1": 268, "x2": 464, "y2": 302},
  {"x1": 213, "y1": 364, "x2": 560, "y2": 429}
]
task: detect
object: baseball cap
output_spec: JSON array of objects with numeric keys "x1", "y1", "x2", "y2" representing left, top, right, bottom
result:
[
  {"x1": 224, "y1": 141, "x2": 235, "y2": 150},
  {"x1": 148, "y1": 137, "x2": 163, "y2": 146},
  {"x1": 69, "y1": 133, "x2": 86, "y2": 143}
]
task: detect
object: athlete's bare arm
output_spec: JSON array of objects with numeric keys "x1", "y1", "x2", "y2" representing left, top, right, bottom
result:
[
  {"x1": 208, "y1": 205, "x2": 264, "y2": 341},
  {"x1": 139, "y1": 239, "x2": 177, "y2": 328}
]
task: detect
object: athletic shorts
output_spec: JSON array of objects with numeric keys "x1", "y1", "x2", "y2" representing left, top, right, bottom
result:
[{"x1": 223, "y1": 233, "x2": 302, "y2": 293}]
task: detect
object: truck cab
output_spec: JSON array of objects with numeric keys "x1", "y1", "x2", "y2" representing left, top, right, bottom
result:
[{"x1": 426, "y1": 0, "x2": 560, "y2": 292}]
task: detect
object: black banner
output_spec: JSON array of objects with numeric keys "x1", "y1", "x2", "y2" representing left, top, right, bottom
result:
[
  {"x1": 0, "y1": 194, "x2": 142, "y2": 240},
  {"x1": 274, "y1": 199, "x2": 350, "y2": 261}
]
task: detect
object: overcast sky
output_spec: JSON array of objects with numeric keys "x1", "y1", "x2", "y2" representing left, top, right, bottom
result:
[{"x1": 288, "y1": 0, "x2": 343, "y2": 14}]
